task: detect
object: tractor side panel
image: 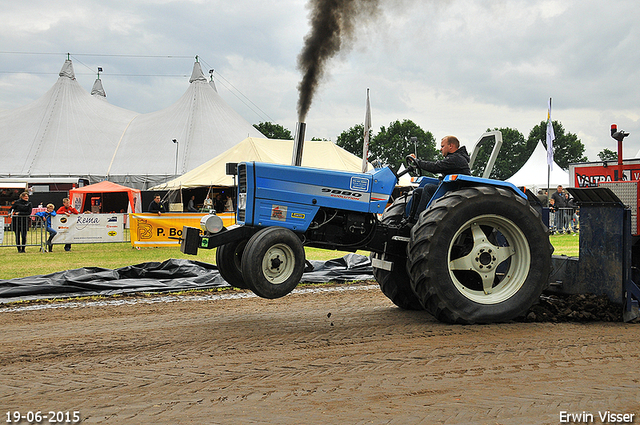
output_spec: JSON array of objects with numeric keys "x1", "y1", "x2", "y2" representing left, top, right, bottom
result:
[
  {"x1": 253, "y1": 199, "x2": 319, "y2": 232},
  {"x1": 243, "y1": 163, "x2": 395, "y2": 231}
]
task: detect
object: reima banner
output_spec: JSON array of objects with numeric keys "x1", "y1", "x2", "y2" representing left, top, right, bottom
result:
[
  {"x1": 129, "y1": 212, "x2": 235, "y2": 248},
  {"x1": 53, "y1": 213, "x2": 125, "y2": 243}
]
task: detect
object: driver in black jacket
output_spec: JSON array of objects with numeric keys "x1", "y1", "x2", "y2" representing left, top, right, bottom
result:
[{"x1": 408, "y1": 135, "x2": 471, "y2": 219}]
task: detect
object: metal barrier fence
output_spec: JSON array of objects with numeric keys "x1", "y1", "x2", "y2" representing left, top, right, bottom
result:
[
  {"x1": 1, "y1": 214, "x2": 131, "y2": 252},
  {"x1": 1, "y1": 215, "x2": 47, "y2": 252},
  {"x1": 549, "y1": 207, "x2": 579, "y2": 234}
]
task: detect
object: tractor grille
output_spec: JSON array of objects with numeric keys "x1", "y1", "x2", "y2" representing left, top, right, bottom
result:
[{"x1": 237, "y1": 163, "x2": 247, "y2": 222}]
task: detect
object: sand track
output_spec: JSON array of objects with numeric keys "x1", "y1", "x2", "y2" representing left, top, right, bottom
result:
[{"x1": 1, "y1": 285, "x2": 638, "y2": 424}]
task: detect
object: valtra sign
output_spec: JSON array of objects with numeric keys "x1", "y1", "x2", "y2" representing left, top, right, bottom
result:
[{"x1": 569, "y1": 160, "x2": 640, "y2": 187}]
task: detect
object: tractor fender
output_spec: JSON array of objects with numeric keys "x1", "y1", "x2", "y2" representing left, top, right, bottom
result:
[{"x1": 427, "y1": 175, "x2": 527, "y2": 209}]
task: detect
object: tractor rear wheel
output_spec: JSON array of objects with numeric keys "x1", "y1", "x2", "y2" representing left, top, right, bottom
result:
[
  {"x1": 408, "y1": 186, "x2": 552, "y2": 324},
  {"x1": 216, "y1": 239, "x2": 249, "y2": 289},
  {"x1": 372, "y1": 196, "x2": 423, "y2": 310},
  {"x1": 241, "y1": 227, "x2": 306, "y2": 299}
]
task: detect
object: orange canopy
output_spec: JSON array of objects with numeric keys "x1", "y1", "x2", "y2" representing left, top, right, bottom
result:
[{"x1": 69, "y1": 181, "x2": 142, "y2": 213}]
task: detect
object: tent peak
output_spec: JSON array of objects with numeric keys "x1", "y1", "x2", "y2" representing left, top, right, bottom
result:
[
  {"x1": 189, "y1": 61, "x2": 207, "y2": 83},
  {"x1": 59, "y1": 59, "x2": 76, "y2": 80},
  {"x1": 91, "y1": 78, "x2": 106, "y2": 98}
]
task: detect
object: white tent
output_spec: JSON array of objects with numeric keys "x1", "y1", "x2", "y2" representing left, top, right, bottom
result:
[
  {"x1": 0, "y1": 59, "x2": 265, "y2": 190},
  {"x1": 506, "y1": 141, "x2": 570, "y2": 189},
  {"x1": 152, "y1": 137, "x2": 373, "y2": 190},
  {"x1": 106, "y1": 61, "x2": 264, "y2": 187},
  {"x1": 0, "y1": 60, "x2": 139, "y2": 179}
]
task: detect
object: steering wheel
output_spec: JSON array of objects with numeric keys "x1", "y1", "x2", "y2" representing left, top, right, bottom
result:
[{"x1": 405, "y1": 155, "x2": 422, "y2": 177}]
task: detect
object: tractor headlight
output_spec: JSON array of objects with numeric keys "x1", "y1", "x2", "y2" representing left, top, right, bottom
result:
[
  {"x1": 238, "y1": 193, "x2": 247, "y2": 210},
  {"x1": 200, "y1": 214, "x2": 224, "y2": 233}
]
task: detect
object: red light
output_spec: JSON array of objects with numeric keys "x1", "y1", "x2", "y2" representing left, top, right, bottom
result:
[{"x1": 611, "y1": 123, "x2": 618, "y2": 131}]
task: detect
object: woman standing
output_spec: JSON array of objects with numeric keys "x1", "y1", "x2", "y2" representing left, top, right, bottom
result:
[{"x1": 9, "y1": 191, "x2": 32, "y2": 253}]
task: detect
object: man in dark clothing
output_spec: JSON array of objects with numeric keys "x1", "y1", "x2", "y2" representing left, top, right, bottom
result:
[
  {"x1": 551, "y1": 185, "x2": 567, "y2": 208},
  {"x1": 148, "y1": 195, "x2": 166, "y2": 215},
  {"x1": 408, "y1": 135, "x2": 471, "y2": 217},
  {"x1": 410, "y1": 135, "x2": 471, "y2": 176},
  {"x1": 9, "y1": 191, "x2": 32, "y2": 253},
  {"x1": 550, "y1": 185, "x2": 572, "y2": 233}
]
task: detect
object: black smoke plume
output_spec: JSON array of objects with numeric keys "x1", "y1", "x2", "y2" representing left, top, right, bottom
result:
[{"x1": 297, "y1": 0, "x2": 380, "y2": 122}]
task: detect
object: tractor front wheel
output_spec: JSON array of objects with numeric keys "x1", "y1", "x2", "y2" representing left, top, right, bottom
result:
[
  {"x1": 241, "y1": 227, "x2": 306, "y2": 299},
  {"x1": 216, "y1": 238, "x2": 249, "y2": 289}
]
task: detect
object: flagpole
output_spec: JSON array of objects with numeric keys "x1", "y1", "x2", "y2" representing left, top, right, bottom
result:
[
  {"x1": 546, "y1": 97, "x2": 555, "y2": 203},
  {"x1": 361, "y1": 88, "x2": 371, "y2": 173},
  {"x1": 547, "y1": 164, "x2": 551, "y2": 204}
]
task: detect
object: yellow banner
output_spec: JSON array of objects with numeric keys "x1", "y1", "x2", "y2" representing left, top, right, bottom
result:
[{"x1": 129, "y1": 212, "x2": 235, "y2": 248}]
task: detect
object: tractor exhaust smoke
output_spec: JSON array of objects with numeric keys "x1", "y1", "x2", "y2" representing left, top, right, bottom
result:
[{"x1": 296, "y1": 0, "x2": 380, "y2": 123}]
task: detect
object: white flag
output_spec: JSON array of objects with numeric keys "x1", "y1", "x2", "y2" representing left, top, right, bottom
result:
[
  {"x1": 546, "y1": 97, "x2": 555, "y2": 171},
  {"x1": 362, "y1": 88, "x2": 371, "y2": 173}
]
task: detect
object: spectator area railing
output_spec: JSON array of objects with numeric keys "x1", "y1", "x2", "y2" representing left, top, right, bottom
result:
[
  {"x1": 1, "y1": 215, "x2": 47, "y2": 252},
  {"x1": 1, "y1": 213, "x2": 132, "y2": 252},
  {"x1": 548, "y1": 207, "x2": 579, "y2": 234}
]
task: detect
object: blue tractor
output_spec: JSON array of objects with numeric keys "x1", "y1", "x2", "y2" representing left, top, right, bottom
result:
[{"x1": 180, "y1": 132, "x2": 552, "y2": 324}]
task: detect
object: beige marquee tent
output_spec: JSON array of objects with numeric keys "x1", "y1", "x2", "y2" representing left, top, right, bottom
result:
[{"x1": 152, "y1": 137, "x2": 373, "y2": 190}]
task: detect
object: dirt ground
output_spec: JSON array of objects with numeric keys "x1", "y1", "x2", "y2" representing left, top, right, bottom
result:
[{"x1": 1, "y1": 284, "x2": 639, "y2": 425}]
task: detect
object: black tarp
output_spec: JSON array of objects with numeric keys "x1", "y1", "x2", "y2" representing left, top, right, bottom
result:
[{"x1": 0, "y1": 254, "x2": 374, "y2": 303}]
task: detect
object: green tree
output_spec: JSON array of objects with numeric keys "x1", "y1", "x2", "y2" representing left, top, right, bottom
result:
[
  {"x1": 336, "y1": 124, "x2": 366, "y2": 157},
  {"x1": 370, "y1": 120, "x2": 436, "y2": 171},
  {"x1": 471, "y1": 128, "x2": 529, "y2": 180},
  {"x1": 253, "y1": 122, "x2": 292, "y2": 139},
  {"x1": 598, "y1": 148, "x2": 618, "y2": 161},
  {"x1": 526, "y1": 121, "x2": 587, "y2": 169}
]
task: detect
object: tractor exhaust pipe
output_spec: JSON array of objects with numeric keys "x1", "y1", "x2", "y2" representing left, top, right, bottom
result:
[{"x1": 291, "y1": 122, "x2": 306, "y2": 166}]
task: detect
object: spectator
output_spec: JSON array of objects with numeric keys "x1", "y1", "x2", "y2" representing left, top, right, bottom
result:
[
  {"x1": 35, "y1": 203, "x2": 57, "y2": 252},
  {"x1": 551, "y1": 185, "x2": 567, "y2": 208},
  {"x1": 148, "y1": 195, "x2": 166, "y2": 215},
  {"x1": 187, "y1": 195, "x2": 198, "y2": 212},
  {"x1": 214, "y1": 194, "x2": 225, "y2": 212},
  {"x1": 548, "y1": 198, "x2": 557, "y2": 234},
  {"x1": 565, "y1": 193, "x2": 578, "y2": 232},
  {"x1": 565, "y1": 193, "x2": 576, "y2": 208},
  {"x1": 536, "y1": 189, "x2": 548, "y2": 207},
  {"x1": 9, "y1": 191, "x2": 32, "y2": 253},
  {"x1": 203, "y1": 194, "x2": 213, "y2": 211},
  {"x1": 57, "y1": 198, "x2": 80, "y2": 251},
  {"x1": 224, "y1": 195, "x2": 234, "y2": 212}
]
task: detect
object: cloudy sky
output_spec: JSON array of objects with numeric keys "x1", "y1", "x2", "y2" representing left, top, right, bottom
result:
[{"x1": 1, "y1": 0, "x2": 639, "y2": 162}]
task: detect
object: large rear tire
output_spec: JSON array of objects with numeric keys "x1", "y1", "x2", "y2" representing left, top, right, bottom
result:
[
  {"x1": 216, "y1": 239, "x2": 249, "y2": 289},
  {"x1": 372, "y1": 196, "x2": 423, "y2": 310},
  {"x1": 408, "y1": 186, "x2": 552, "y2": 324},
  {"x1": 241, "y1": 227, "x2": 306, "y2": 299}
]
